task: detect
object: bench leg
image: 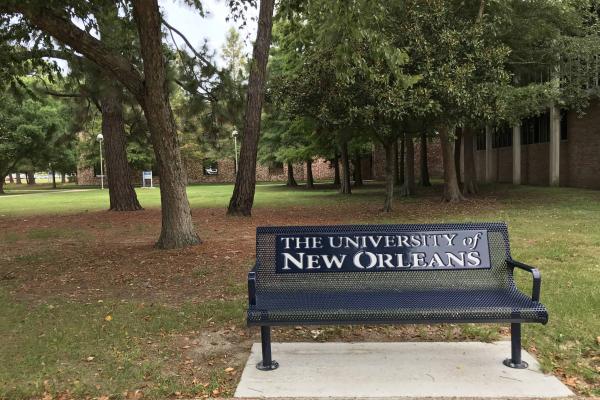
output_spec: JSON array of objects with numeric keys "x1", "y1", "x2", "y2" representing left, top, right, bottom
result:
[
  {"x1": 503, "y1": 323, "x2": 528, "y2": 369},
  {"x1": 256, "y1": 326, "x2": 279, "y2": 371}
]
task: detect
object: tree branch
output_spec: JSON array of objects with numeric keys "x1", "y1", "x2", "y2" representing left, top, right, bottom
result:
[
  {"x1": 476, "y1": 0, "x2": 485, "y2": 24},
  {"x1": 40, "y1": 89, "x2": 84, "y2": 98},
  {"x1": 161, "y1": 17, "x2": 213, "y2": 67},
  {"x1": 2, "y1": 4, "x2": 145, "y2": 103},
  {"x1": 173, "y1": 78, "x2": 217, "y2": 102},
  {"x1": 12, "y1": 49, "x2": 84, "y2": 63}
]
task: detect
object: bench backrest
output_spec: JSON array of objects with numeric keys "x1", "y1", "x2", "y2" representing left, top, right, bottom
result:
[{"x1": 254, "y1": 223, "x2": 513, "y2": 293}]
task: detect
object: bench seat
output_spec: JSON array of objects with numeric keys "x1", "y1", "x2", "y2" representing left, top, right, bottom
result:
[
  {"x1": 247, "y1": 223, "x2": 548, "y2": 370},
  {"x1": 248, "y1": 288, "x2": 548, "y2": 325}
]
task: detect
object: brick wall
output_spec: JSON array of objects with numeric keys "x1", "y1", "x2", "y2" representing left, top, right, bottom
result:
[
  {"x1": 473, "y1": 135, "x2": 571, "y2": 187},
  {"x1": 475, "y1": 143, "x2": 550, "y2": 185},
  {"x1": 308, "y1": 158, "x2": 338, "y2": 180},
  {"x1": 78, "y1": 157, "x2": 340, "y2": 186},
  {"x1": 567, "y1": 100, "x2": 600, "y2": 189},
  {"x1": 372, "y1": 137, "x2": 444, "y2": 181},
  {"x1": 496, "y1": 148, "x2": 513, "y2": 183},
  {"x1": 416, "y1": 137, "x2": 444, "y2": 179},
  {"x1": 474, "y1": 146, "x2": 485, "y2": 182},
  {"x1": 560, "y1": 142, "x2": 569, "y2": 186},
  {"x1": 77, "y1": 166, "x2": 160, "y2": 187},
  {"x1": 174, "y1": 158, "x2": 307, "y2": 184},
  {"x1": 186, "y1": 158, "x2": 236, "y2": 183},
  {"x1": 523, "y1": 143, "x2": 550, "y2": 185},
  {"x1": 361, "y1": 155, "x2": 373, "y2": 180},
  {"x1": 77, "y1": 166, "x2": 97, "y2": 185}
]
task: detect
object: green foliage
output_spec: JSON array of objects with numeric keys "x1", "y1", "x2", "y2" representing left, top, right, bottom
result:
[
  {"x1": 222, "y1": 27, "x2": 247, "y2": 82},
  {"x1": 269, "y1": 0, "x2": 421, "y2": 166},
  {"x1": 491, "y1": 0, "x2": 600, "y2": 117},
  {"x1": 0, "y1": 90, "x2": 74, "y2": 182},
  {"x1": 259, "y1": 115, "x2": 318, "y2": 165},
  {"x1": 172, "y1": 26, "x2": 250, "y2": 167}
]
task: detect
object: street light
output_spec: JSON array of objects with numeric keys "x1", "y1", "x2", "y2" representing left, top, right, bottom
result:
[
  {"x1": 232, "y1": 129, "x2": 239, "y2": 174},
  {"x1": 96, "y1": 133, "x2": 104, "y2": 190}
]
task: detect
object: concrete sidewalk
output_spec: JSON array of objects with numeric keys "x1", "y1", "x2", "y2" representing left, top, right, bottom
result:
[{"x1": 235, "y1": 342, "x2": 573, "y2": 398}]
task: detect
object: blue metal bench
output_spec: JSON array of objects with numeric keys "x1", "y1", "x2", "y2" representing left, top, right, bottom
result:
[{"x1": 247, "y1": 223, "x2": 548, "y2": 370}]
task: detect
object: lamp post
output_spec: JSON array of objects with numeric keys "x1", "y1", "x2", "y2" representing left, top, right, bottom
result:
[
  {"x1": 232, "y1": 129, "x2": 239, "y2": 174},
  {"x1": 96, "y1": 133, "x2": 104, "y2": 190}
]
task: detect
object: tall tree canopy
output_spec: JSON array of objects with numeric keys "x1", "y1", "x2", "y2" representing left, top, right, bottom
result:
[{"x1": 0, "y1": 0, "x2": 205, "y2": 248}]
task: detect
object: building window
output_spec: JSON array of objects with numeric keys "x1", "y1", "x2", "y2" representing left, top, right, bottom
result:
[
  {"x1": 268, "y1": 162, "x2": 284, "y2": 175},
  {"x1": 492, "y1": 124, "x2": 513, "y2": 148},
  {"x1": 476, "y1": 128, "x2": 486, "y2": 151},
  {"x1": 521, "y1": 112, "x2": 550, "y2": 145},
  {"x1": 203, "y1": 160, "x2": 219, "y2": 175},
  {"x1": 560, "y1": 109, "x2": 568, "y2": 140}
]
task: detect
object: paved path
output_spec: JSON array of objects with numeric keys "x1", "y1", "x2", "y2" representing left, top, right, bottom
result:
[
  {"x1": 0, "y1": 189, "x2": 95, "y2": 198},
  {"x1": 235, "y1": 342, "x2": 573, "y2": 398}
]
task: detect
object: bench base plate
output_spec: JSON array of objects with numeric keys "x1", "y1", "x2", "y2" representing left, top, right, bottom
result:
[
  {"x1": 503, "y1": 358, "x2": 529, "y2": 369},
  {"x1": 235, "y1": 341, "x2": 573, "y2": 398},
  {"x1": 256, "y1": 360, "x2": 279, "y2": 371}
]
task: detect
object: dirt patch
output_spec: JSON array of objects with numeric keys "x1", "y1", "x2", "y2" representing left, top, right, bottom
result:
[{"x1": 0, "y1": 197, "x2": 502, "y2": 305}]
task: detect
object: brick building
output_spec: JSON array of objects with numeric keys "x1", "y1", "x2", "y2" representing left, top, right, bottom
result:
[
  {"x1": 77, "y1": 157, "x2": 339, "y2": 186},
  {"x1": 79, "y1": 99, "x2": 600, "y2": 190},
  {"x1": 370, "y1": 100, "x2": 600, "y2": 190},
  {"x1": 473, "y1": 100, "x2": 600, "y2": 190}
]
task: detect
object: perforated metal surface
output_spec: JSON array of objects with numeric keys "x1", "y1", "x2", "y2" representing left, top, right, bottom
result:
[{"x1": 247, "y1": 223, "x2": 548, "y2": 326}]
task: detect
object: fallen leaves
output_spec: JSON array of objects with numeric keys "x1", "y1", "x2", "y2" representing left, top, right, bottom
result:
[
  {"x1": 104, "y1": 315, "x2": 112, "y2": 322},
  {"x1": 564, "y1": 376, "x2": 581, "y2": 387},
  {"x1": 123, "y1": 389, "x2": 144, "y2": 399},
  {"x1": 310, "y1": 329, "x2": 323, "y2": 339}
]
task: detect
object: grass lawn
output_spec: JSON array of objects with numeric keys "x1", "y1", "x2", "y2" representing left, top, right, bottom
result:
[
  {"x1": 0, "y1": 182, "x2": 375, "y2": 216},
  {"x1": 0, "y1": 182, "x2": 598, "y2": 398}
]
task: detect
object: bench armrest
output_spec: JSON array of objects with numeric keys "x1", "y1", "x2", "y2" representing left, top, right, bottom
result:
[
  {"x1": 508, "y1": 259, "x2": 541, "y2": 302},
  {"x1": 248, "y1": 264, "x2": 257, "y2": 306}
]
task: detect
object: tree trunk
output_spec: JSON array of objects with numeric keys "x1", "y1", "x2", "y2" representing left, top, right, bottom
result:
[
  {"x1": 227, "y1": 0, "x2": 275, "y2": 216},
  {"x1": 399, "y1": 135, "x2": 415, "y2": 197},
  {"x1": 51, "y1": 170, "x2": 57, "y2": 189},
  {"x1": 306, "y1": 160, "x2": 314, "y2": 189},
  {"x1": 8, "y1": 174, "x2": 14, "y2": 184},
  {"x1": 99, "y1": 81, "x2": 143, "y2": 211},
  {"x1": 352, "y1": 156, "x2": 363, "y2": 187},
  {"x1": 332, "y1": 157, "x2": 341, "y2": 186},
  {"x1": 286, "y1": 161, "x2": 298, "y2": 186},
  {"x1": 0, "y1": 177, "x2": 5, "y2": 194},
  {"x1": 96, "y1": 3, "x2": 142, "y2": 212},
  {"x1": 382, "y1": 141, "x2": 395, "y2": 212},
  {"x1": 61, "y1": 173, "x2": 66, "y2": 183},
  {"x1": 393, "y1": 140, "x2": 401, "y2": 185},
  {"x1": 399, "y1": 138, "x2": 405, "y2": 185},
  {"x1": 339, "y1": 140, "x2": 352, "y2": 194},
  {"x1": 439, "y1": 126, "x2": 465, "y2": 202},
  {"x1": 420, "y1": 132, "x2": 431, "y2": 186},
  {"x1": 462, "y1": 127, "x2": 478, "y2": 195},
  {"x1": 15, "y1": 172, "x2": 21, "y2": 184},
  {"x1": 454, "y1": 127, "x2": 462, "y2": 184},
  {"x1": 27, "y1": 171, "x2": 35, "y2": 185},
  {"x1": 133, "y1": 0, "x2": 200, "y2": 248}
]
